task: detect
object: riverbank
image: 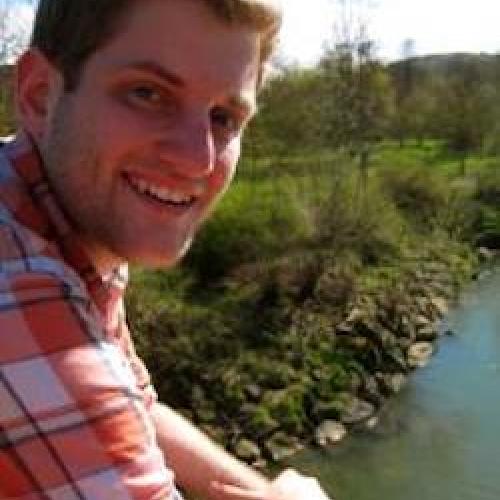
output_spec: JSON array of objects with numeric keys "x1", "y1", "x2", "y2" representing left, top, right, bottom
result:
[
  {"x1": 287, "y1": 264, "x2": 500, "y2": 500},
  {"x1": 127, "y1": 147, "x2": 500, "y2": 466}
]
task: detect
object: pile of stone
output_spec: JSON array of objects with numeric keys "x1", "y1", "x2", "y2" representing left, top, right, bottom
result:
[{"x1": 230, "y1": 260, "x2": 465, "y2": 464}]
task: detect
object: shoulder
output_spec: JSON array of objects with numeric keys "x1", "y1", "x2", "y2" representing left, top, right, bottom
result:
[
  {"x1": 0, "y1": 135, "x2": 15, "y2": 147},
  {"x1": 0, "y1": 268, "x2": 177, "y2": 498},
  {"x1": 0, "y1": 217, "x2": 88, "y2": 303}
]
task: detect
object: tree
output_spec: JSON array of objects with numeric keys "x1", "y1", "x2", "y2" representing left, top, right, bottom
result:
[
  {"x1": 0, "y1": 0, "x2": 32, "y2": 133},
  {"x1": 437, "y1": 56, "x2": 486, "y2": 172},
  {"x1": 243, "y1": 66, "x2": 326, "y2": 160},
  {"x1": 319, "y1": 0, "x2": 393, "y2": 170},
  {"x1": 0, "y1": 0, "x2": 32, "y2": 62},
  {"x1": 392, "y1": 39, "x2": 417, "y2": 146}
]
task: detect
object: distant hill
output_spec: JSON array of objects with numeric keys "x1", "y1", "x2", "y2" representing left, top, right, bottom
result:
[{"x1": 389, "y1": 52, "x2": 500, "y2": 85}]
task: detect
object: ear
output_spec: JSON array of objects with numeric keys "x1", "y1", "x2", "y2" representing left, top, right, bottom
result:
[{"x1": 15, "y1": 48, "x2": 64, "y2": 141}]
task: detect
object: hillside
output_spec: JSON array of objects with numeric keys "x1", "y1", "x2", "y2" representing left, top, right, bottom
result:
[{"x1": 389, "y1": 52, "x2": 500, "y2": 84}]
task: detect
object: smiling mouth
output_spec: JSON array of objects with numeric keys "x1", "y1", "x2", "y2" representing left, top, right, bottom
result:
[{"x1": 126, "y1": 174, "x2": 197, "y2": 207}]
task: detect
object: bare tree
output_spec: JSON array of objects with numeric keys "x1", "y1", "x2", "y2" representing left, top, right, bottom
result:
[
  {"x1": 0, "y1": 0, "x2": 33, "y2": 133},
  {"x1": 0, "y1": 0, "x2": 32, "y2": 62}
]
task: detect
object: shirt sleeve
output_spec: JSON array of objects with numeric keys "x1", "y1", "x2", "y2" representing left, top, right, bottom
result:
[{"x1": 0, "y1": 271, "x2": 178, "y2": 499}]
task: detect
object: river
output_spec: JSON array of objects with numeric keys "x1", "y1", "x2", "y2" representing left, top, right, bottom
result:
[{"x1": 288, "y1": 265, "x2": 500, "y2": 500}]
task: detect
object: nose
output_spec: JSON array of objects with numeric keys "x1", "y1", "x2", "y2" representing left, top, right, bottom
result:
[{"x1": 157, "y1": 113, "x2": 215, "y2": 179}]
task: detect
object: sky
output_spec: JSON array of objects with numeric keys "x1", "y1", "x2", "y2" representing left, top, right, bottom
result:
[
  {"x1": 280, "y1": 0, "x2": 500, "y2": 65},
  {"x1": 5, "y1": 0, "x2": 500, "y2": 65}
]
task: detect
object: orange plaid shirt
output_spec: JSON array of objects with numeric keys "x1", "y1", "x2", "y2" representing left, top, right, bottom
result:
[{"x1": 0, "y1": 134, "x2": 180, "y2": 499}]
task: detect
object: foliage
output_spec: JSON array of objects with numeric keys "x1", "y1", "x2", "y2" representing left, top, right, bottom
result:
[
  {"x1": 319, "y1": 42, "x2": 394, "y2": 152},
  {"x1": 0, "y1": 66, "x2": 15, "y2": 134},
  {"x1": 377, "y1": 166, "x2": 450, "y2": 225},
  {"x1": 243, "y1": 68, "x2": 326, "y2": 157},
  {"x1": 473, "y1": 166, "x2": 500, "y2": 247},
  {"x1": 126, "y1": 141, "x2": 494, "y2": 452},
  {"x1": 184, "y1": 176, "x2": 313, "y2": 284}
]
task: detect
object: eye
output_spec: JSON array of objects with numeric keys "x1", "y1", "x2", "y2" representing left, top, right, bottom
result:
[
  {"x1": 133, "y1": 86, "x2": 160, "y2": 100},
  {"x1": 126, "y1": 85, "x2": 165, "y2": 108},
  {"x1": 210, "y1": 106, "x2": 241, "y2": 135}
]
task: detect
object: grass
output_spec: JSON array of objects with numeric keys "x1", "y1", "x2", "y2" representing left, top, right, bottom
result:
[{"x1": 127, "y1": 142, "x2": 497, "y2": 457}]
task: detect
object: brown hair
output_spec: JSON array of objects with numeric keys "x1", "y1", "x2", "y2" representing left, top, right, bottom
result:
[{"x1": 30, "y1": 0, "x2": 282, "y2": 90}]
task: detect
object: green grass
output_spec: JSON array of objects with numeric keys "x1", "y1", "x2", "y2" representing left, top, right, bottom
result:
[{"x1": 127, "y1": 142, "x2": 496, "y2": 456}]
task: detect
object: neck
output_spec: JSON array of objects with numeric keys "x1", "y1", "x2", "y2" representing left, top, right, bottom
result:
[{"x1": 80, "y1": 237, "x2": 125, "y2": 278}]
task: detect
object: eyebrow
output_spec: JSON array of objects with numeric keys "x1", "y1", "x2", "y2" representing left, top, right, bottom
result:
[
  {"x1": 118, "y1": 60, "x2": 186, "y2": 88},
  {"x1": 115, "y1": 60, "x2": 257, "y2": 117}
]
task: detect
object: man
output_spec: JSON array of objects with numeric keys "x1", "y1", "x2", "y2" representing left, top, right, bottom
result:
[{"x1": 0, "y1": 0, "x2": 332, "y2": 498}]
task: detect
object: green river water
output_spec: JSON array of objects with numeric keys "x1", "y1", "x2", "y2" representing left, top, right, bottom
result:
[{"x1": 289, "y1": 265, "x2": 500, "y2": 500}]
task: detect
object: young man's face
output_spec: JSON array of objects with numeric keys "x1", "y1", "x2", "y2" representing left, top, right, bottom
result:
[{"x1": 37, "y1": 0, "x2": 260, "y2": 268}]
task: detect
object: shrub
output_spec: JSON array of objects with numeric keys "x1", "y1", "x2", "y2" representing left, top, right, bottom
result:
[
  {"x1": 184, "y1": 178, "x2": 312, "y2": 284},
  {"x1": 377, "y1": 166, "x2": 450, "y2": 226},
  {"x1": 475, "y1": 166, "x2": 500, "y2": 207},
  {"x1": 315, "y1": 171, "x2": 407, "y2": 265}
]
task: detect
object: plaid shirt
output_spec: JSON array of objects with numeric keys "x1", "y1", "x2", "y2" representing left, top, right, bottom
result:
[{"x1": 0, "y1": 134, "x2": 181, "y2": 499}]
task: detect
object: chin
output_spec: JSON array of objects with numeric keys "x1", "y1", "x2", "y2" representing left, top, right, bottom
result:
[{"x1": 125, "y1": 240, "x2": 193, "y2": 269}]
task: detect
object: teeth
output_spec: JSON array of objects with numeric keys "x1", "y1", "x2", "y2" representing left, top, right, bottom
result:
[
  {"x1": 129, "y1": 177, "x2": 194, "y2": 204},
  {"x1": 170, "y1": 192, "x2": 186, "y2": 204}
]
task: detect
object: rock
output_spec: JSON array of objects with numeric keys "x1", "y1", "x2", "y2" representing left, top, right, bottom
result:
[
  {"x1": 415, "y1": 314, "x2": 431, "y2": 327},
  {"x1": 345, "y1": 307, "x2": 364, "y2": 324},
  {"x1": 177, "y1": 408, "x2": 194, "y2": 421},
  {"x1": 364, "y1": 415, "x2": 379, "y2": 430},
  {"x1": 430, "y1": 296, "x2": 448, "y2": 316},
  {"x1": 397, "y1": 337, "x2": 413, "y2": 350},
  {"x1": 432, "y1": 282, "x2": 455, "y2": 299},
  {"x1": 347, "y1": 370, "x2": 363, "y2": 393},
  {"x1": 362, "y1": 374, "x2": 378, "y2": 394},
  {"x1": 363, "y1": 375, "x2": 378, "y2": 395},
  {"x1": 384, "y1": 346, "x2": 408, "y2": 372},
  {"x1": 361, "y1": 375, "x2": 385, "y2": 407},
  {"x1": 398, "y1": 316, "x2": 417, "y2": 341},
  {"x1": 376, "y1": 372, "x2": 407, "y2": 395},
  {"x1": 338, "y1": 394, "x2": 376, "y2": 425},
  {"x1": 415, "y1": 296, "x2": 430, "y2": 315},
  {"x1": 376, "y1": 328, "x2": 397, "y2": 349},
  {"x1": 336, "y1": 334, "x2": 369, "y2": 350},
  {"x1": 478, "y1": 246, "x2": 495, "y2": 261},
  {"x1": 355, "y1": 319, "x2": 379, "y2": 339},
  {"x1": 366, "y1": 344, "x2": 384, "y2": 371},
  {"x1": 407, "y1": 341, "x2": 434, "y2": 368},
  {"x1": 261, "y1": 385, "x2": 307, "y2": 433},
  {"x1": 199, "y1": 424, "x2": 227, "y2": 445},
  {"x1": 195, "y1": 406, "x2": 217, "y2": 423},
  {"x1": 234, "y1": 438, "x2": 261, "y2": 462},
  {"x1": 413, "y1": 269, "x2": 425, "y2": 281},
  {"x1": 244, "y1": 383, "x2": 262, "y2": 401},
  {"x1": 336, "y1": 322, "x2": 354, "y2": 335},
  {"x1": 265, "y1": 432, "x2": 303, "y2": 461},
  {"x1": 252, "y1": 457, "x2": 268, "y2": 470},
  {"x1": 416, "y1": 324, "x2": 438, "y2": 342},
  {"x1": 356, "y1": 320, "x2": 398, "y2": 350},
  {"x1": 315, "y1": 420, "x2": 347, "y2": 447},
  {"x1": 423, "y1": 261, "x2": 447, "y2": 273},
  {"x1": 241, "y1": 403, "x2": 280, "y2": 436},
  {"x1": 313, "y1": 400, "x2": 343, "y2": 421},
  {"x1": 477, "y1": 269, "x2": 492, "y2": 281}
]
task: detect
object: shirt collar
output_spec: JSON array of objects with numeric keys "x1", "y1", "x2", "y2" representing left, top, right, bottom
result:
[{"x1": 2, "y1": 131, "x2": 128, "y2": 312}]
